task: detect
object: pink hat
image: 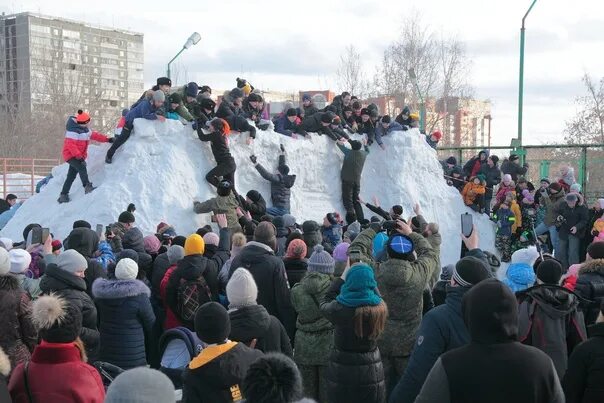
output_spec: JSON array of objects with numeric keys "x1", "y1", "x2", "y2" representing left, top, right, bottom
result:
[
  {"x1": 567, "y1": 264, "x2": 581, "y2": 278},
  {"x1": 203, "y1": 232, "x2": 220, "y2": 247},
  {"x1": 143, "y1": 235, "x2": 161, "y2": 255}
]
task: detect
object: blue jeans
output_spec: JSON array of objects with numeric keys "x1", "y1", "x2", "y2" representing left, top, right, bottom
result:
[
  {"x1": 535, "y1": 222, "x2": 559, "y2": 253},
  {"x1": 556, "y1": 235, "x2": 581, "y2": 270},
  {"x1": 266, "y1": 206, "x2": 288, "y2": 217}
]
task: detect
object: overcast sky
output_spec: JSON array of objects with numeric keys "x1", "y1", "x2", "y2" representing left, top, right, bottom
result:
[{"x1": 5, "y1": 0, "x2": 604, "y2": 145}]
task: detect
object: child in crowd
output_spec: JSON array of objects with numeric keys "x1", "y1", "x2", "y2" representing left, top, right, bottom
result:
[
  {"x1": 494, "y1": 201, "x2": 516, "y2": 262},
  {"x1": 462, "y1": 175, "x2": 486, "y2": 212}
]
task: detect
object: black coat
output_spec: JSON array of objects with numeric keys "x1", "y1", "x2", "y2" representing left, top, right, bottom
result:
[
  {"x1": 283, "y1": 258, "x2": 308, "y2": 288},
  {"x1": 255, "y1": 155, "x2": 296, "y2": 212},
  {"x1": 556, "y1": 202, "x2": 590, "y2": 239},
  {"x1": 92, "y1": 278, "x2": 155, "y2": 369},
  {"x1": 320, "y1": 278, "x2": 386, "y2": 403},
  {"x1": 0, "y1": 199, "x2": 10, "y2": 214},
  {"x1": 301, "y1": 113, "x2": 337, "y2": 139},
  {"x1": 228, "y1": 304, "x2": 292, "y2": 356},
  {"x1": 64, "y1": 227, "x2": 108, "y2": 296},
  {"x1": 478, "y1": 163, "x2": 501, "y2": 197},
  {"x1": 196, "y1": 129, "x2": 233, "y2": 164},
  {"x1": 575, "y1": 259, "x2": 604, "y2": 325},
  {"x1": 151, "y1": 252, "x2": 171, "y2": 298},
  {"x1": 303, "y1": 103, "x2": 319, "y2": 117},
  {"x1": 229, "y1": 242, "x2": 296, "y2": 339},
  {"x1": 501, "y1": 159, "x2": 528, "y2": 182},
  {"x1": 39, "y1": 264, "x2": 100, "y2": 361},
  {"x1": 563, "y1": 322, "x2": 604, "y2": 403},
  {"x1": 182, "y1": 342, "x2": 263, "y2": 403},
  {"x1": 238, "y1": 194, "x2": 267, "y2": 222}
]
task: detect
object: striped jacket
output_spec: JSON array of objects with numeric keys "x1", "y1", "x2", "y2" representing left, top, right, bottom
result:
[{"x1": 62, "y1": 117, "x2": 109, "y2": 161}]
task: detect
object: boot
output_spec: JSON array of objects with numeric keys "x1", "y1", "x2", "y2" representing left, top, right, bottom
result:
[
  {"x1": 105, "y1": 154, "x2": 113, "y2": 164},
  {"x1": 84, "y1": 183, "x2": 96, "y2": 194},
  {"x1": 57, "y1": 194, "x2": 70, "y2": 203}
]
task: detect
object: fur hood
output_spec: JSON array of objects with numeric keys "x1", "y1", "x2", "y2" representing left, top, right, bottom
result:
[
  {"x1": 0, "y1": 274, "x2": 20, "y2": 290},
  {"x1": 579, "y1": 259, "x2": 604, "y2": 275},
  {"x1": 92, "y1": 278, "x2": 150, "y2": 299},
  {"x1": 0, "y1": 346, "x2": 10, "y2": 377}
]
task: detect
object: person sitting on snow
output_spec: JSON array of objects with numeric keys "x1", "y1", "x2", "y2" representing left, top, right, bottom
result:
[
  {"x1": 357, "y1": 108, "x2": 376, "y2": 144},
  {"x1": 462, "y1": 175, "x2": 487, "y2": 213},
  {"x1": 59, "y1": 110, "x2": 113, "y2": 203},
  {"x1": 216, "y1": 88, "x2": 256, "y2": 143},
  {"x1": 425, "y1": 130, "x2": 442, "y2": 149},
  {"x1": 374, "y1": 115, "x2": 404, "y2": 150}
]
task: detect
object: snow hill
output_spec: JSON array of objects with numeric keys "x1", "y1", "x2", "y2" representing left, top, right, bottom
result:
[{"x1": 0, "y1": 120, "x2": 496, "y2": 266}]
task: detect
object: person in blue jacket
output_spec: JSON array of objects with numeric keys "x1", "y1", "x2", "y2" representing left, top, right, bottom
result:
[
  {"x1": 389, "y1": 231, "x2": 492, "y2": 403},
  {"x1": 105, "y1": 90, "x2": 166, "y2": 163},
  {"x1": 274, "y1": 108, "x2": 307, "y2": 138},
  {"x1": 0, "y1": 201, "x2": 21, "y2": 231},
  {"x1": 375, "y1": 116, "x2": 404, "y2": 150}
]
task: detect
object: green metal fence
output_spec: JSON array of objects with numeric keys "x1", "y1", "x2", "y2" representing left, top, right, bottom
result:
[{"x1": 437, "y1": 144, "x2": 604, "y2": 204}]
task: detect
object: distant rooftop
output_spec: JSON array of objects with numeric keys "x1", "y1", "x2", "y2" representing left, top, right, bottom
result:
[{"x1": 0, "y1": 11, "x2": 143, "y2": 37}]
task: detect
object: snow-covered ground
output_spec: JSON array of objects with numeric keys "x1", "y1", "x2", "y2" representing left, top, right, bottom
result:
[
  {"x1": 0, "y1": 173, "x2": 43, "y2": 198},
  {"x1": 0, "y1": 120, "x2": 496, "y2": 266}
]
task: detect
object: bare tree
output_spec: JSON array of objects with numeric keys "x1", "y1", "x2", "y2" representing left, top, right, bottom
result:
[
  {"x1": 336, "y1": 45, "x2": 364, "y2": 96},
  {"x1": 564, "y1": 73, "x2": 604, "y2": 145}
]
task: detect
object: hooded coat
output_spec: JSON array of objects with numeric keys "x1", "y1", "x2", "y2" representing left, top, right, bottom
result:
[
  {"x1": 563, "y1": 322, "x2": 604, "y2": 403},
  {"x1": 255, "y1": 154, "x2": 296, "y2": 213},
  {"x1": 575, "y1": 259, "x2": 604, "y2": 324},
  {"x1": 555, "y1": 201, "x2": 589, "y2": 240},
  {"x1": 283, "y1": 258, "x2": 308, "y2": 288},
  {"x1": 39, "y1": 264, "x2": 100, "y2": 362},
  {"x1": 228, "y1": 304, "x2": 292, "y2": 356},
  {"x1": 64, "y1": 227, "x2": 107, "y2": 295},
  {"x1": 518, "y1": 285, "x2": 587, "y2": 379},
  {"x1": 462, "y1": 150, "x2": 489, "y2": 178},
  {"x1": 501, "y1": 158, "x2": 529, "y2": 182},
  {"x1": 541, "y1": 189, "x2": 567, "y2": 227},
  {"x1": 92, "y1": 278, "x2": 156, "y2": 369}
]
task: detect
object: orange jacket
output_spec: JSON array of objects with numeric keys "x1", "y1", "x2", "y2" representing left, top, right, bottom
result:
[
  {"x1": 462, "y1": 181, "x2": 486, "y2": 206},
  {"x1": 510, "y1": 200, "x2": 522, "y2": 232}
]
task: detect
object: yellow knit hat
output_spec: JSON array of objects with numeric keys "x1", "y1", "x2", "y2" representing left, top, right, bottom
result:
[
  {"x1": 184, "y1": 234, "x2": 205, "y2": 256},
  {"x1": 242, "y1": 83, "x2": 252, "y2": 96},
  {"x1": 409, "y1": 112, "x2": 420, "y2": 120}
]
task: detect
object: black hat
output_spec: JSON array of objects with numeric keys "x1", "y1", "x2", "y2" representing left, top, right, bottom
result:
[
  {"x1": 278, "y1": 165, "x2": 290, "y2": 175},
  {"x1": 387, "y1": 234, "x2": 415, "y2": 259},
  {"x1": 194, "y1": 302, "x2": 231, "y2": 344},
  {"x1": 217, "y1": 180, "x2": 232, "y2": 197},
  {"x1": 349, "y1": 140, "x2": 362, "y2": 150},
  {"x1": 168, "y1": 92, "x2": 182, "y2": 104},
  {"x1": 23, "y1": 223, "x2": 41, "y2": 242},
  {"x1": 156, "y1": 77, "x2": 172, "y2": 87},
  {"x1": 246, "y1": 190, "x2": 262, "y2": 202},
  {"x1": 200, "y1": 98, "x2": 216, "y2": 111},
  {"x1": 381, "y1": 115, "x2": 391, "y2": 124},
  {"x1": 200, "y1": 85, "x2": 212, "y2": 94},
  {"x1": 392, "y1": 205, "x2": 403, "y2": 216},
  {"x1": 236, "y1": 77, "x2": 248, "y2": 88},
  {"x1": 540, "y1": 178, "x2": 551, "y2": 184},
  {"x1": 453, "y1": 256, "x2": 492, "y2": 286},
  {"x1": 172, "y1": 235, "x2": 187, "y2": 247},
  {"x1": 185, "y1": 82, "x2": 199, "y2": 97},
  {"x1": 536, "y1": 259, "x2": 563, "y2": 284},
  {"x1": 490, "y1": 155, "x2": 499, "y2": 164},
  {"x1": 32, "y1": 294, "x2": 83, "y2": 343},
  {"x1": 72, "y1": 220, "x2": 91, "y2": 229},
  {"x1": 286, "y1": 108, "x2": 297, "y2": 117},
  {"x1": 326, "y1": 213, "x2": 338, "y2": 226},
  {"x1": 247, "y1": 93, "x2": 262, "y2": 103},
  {"x1": 302, "y1": 220, "x2": 320, "y2": 233},
  {"x1": 446, "y1": 156, "x2": 457, "y2": 166},
  {"x1": 321, "y1": 113, "x2": 334, "y2": 124},
  {"x1": 588, "y1": 242, "x2": 604, "y2": 260},
  {"x1": 361, "y1": 108, "x2": 370, "y2": 116},
  {"x1": 242, "y1": 353, "x2": 303, "y2": 403},
  {"x1": 352, "y1": 101, "x2": 362, "y2": 110},
  {"x1": 230, "y1": 87, "x2": 244, "y2": 99},
  {"x1": 509, "y1": 154, "x2": 520, "y2": 161},
  {"x1": 118, "y1": 211, "x2": 135, "y2": 224}
]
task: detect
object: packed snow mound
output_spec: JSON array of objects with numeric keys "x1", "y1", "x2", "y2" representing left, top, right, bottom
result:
[{"x1": 1, "y1": 120, "x2": 495, "y2": 266}]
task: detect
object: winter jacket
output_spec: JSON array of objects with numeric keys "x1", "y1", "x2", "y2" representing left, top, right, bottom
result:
[
  {"x1": 228, "y1": 304, "x2": 292, "y2": 356},
  {"x1": 27, "y1": 246, "x2": 45, "y2": 279},
  {"x1": 373, "y1": 233, "x2": 439, "y2": 359},
  {"x1": 575, "y1": 259, "x2": 604, "y2": 324},
  {"x1": 495, "y1": 182, "x2": 516, "y2": 204},
  {"x1": 8, "y1": 341, "x2": 105, "y2": 403},
  {"x1": 541, "y1": 189, "x2": 567, "y2": 227},
  {"x1": 92, "y1": 278, "x2": 156, "y2": 369},
  {"x1": 462, "y1": 151, "x2": 488, "y2": 178},
  {"x1": 151, "y1": 252, "x2": 171, "y2": 298},
  {"x1": 94, "y1": 240, "x2": 115, "y2": 270},
  {"x1": 518, "y1": 284, "x2": 587, "y2": 379},
  {"x1": 494, "y1": 208, "x2": 516, "y2": 237},
  {"x1": 283, "y1": 258, "x2": 308, "y2": 288},
  {"x1": 303, "y1": 103, "x2": 319, "y2": 117},
  {"x1": 63, "y1": 227, "x2": 108, "y2": 295},
  {"x1": 291, "y1": 272, "x2": 334, "y2": 366},
  {"x1": 501, "y1": 159, "x2": 528, "y2": 182},
  {"x1": 510, "y1": 199, "x2": 523, "y2": 233},
  {"x1": 108, "y1": 223, "x2": 146, "y2": 255},
  {"x1": 238, "y1": 194, "x2": 267, "y2": 222},
  {"x1": 322, "y1": 224, "x2": 342, "y2": 251},
  {"x1": 555, "y1": 202, "x2": 589, "y2": 240},
  {"x1": 357, "y1": 119, "x2": 376, "y2": 143},
  {"x1": 160, "y1": 264, "x2": 182, "y2": 330},
  {"x1": 14, "y1": 274, "x2": 41, "y2": 300},
  {"x1": 302, "y1": 113, "x2": 337, "y2": 139},
  {"x1": 302, "y1": 221, "x2": 323, "y2": 258},
  {"x1": 274, "y1": 114, "x2": 301, "y2": 137},
  {"x1": 320, "y1": 278, "x2": 386, "y2": 403},
  {"x1": 62, "y1": 117, "x2": 109, "y2": 162},
  {"x1": 462, "y1": 179, "x2": 486, "y2": 206},
  {"x1": 255, "y1": 155, "x2": 296, "y2": 212},
  {"x1": 182, "y1": 341, "x2": 263, "y2": 403},
  {"x1": 216, "y1": 98, "x2": 244, "y2": 123},
  {"x1": 563, "y1": 322, "x2": 604, "y2": 403},
  {"x1": 0, "y1": 203, "x2": 20, "y2": 230},
  {"x1": 229, "y1": 242, "x2": 296, "y2": 340},
  {"x1": 39, "y1": 264, "x2": 100, "y2": 361},
  {"x1": 196, "y1": 129, "x2": 233, "y2": 164},
  {"x1": 375, "y1": 122, "x2": 404, "y2": 146},
  {"x1": 503, "y1": 262, "x2": 535, "y2": 293},
  {"x1": 0, "y1": 275, "x2": 36, "y2": 373},
  {"x1": 194, "y1": 193, "x2": 241, "y2": 231},
  {"x1": 478, "y1": 163, "x2": 501, "y2": 196},
  {"x1": 338, "y1": 143, "x2": 369, "y2": 184},
  {"x1": 125, "y1": 98, "x2": 160, "y2": 126}
]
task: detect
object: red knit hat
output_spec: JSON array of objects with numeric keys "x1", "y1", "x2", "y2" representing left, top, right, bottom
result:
[
  {"x1": 75, "y1": 109, "x2": 90, "y2": 124},
  {"x1": 431, "y1": 130, "x2": 443, "y2": 141},
  {"x1": 286, "y1": 239, "x2": 307, "y2": 259},
  {"x1": 51, "y1": 240, "x2": 62, "y2": 252}
]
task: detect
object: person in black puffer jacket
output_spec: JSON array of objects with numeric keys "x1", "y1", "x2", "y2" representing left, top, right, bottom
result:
[
  {"x1": 238, "y1": 190, "x2": 267, "y2": 223},
  {"x1": 302, "y1": 221, "x2": 322, "y2": 258},
  {"x1": 250, "y1": 147, "x2": 296, "y2": 217},
  {"x1": 575, "y1": 242, "x2": 604, "y2": 325},
  {"x1": 226, "y1": 268, "x2": 292, "y2": 356},
  {"x1": 283, "y1": 239, "x2": 308, "y2": 288},
  {"x1": 273, "y1": 216, "x2": 290, "y2": 257},
  {"x1": 39, "y1": 250, "x2": 100, "y2": 362},
  {"x1": 320, "y1": 262, "x2": 387, "y2": 403},
  {"x1": 92, "y1": 258, "x2": 155, "y2": 369},
  {"x1": 60, "y1": 227, "x2": 107, "y2": 296}
]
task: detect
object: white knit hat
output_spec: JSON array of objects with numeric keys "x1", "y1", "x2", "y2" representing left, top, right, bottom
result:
[
  {"x1": 0, "y1": 237, "x2": 13, "y2": 251},
  {"x1": 511, "y1": 246, "x2": 540, "y2": 266},
  {"x1": 226, "y1": 268, "x2": 258, "y2": 308},
  {"x1": 115, "y1": 258, "x2": 138, "y2": 280},
  {"x1": 0, "y1": 248, "x2": 9, "y2": 276},
  {"x1": 9, "y1": 249, "x2": 32, "y2": 274}
]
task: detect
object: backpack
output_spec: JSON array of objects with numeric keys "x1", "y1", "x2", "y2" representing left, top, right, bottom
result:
[{"x1": 176, "y1": 276, "x2": 212, "y2": 322}]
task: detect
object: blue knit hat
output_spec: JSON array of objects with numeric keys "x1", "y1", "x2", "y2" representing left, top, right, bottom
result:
[
  {"x1": 308, "y1": 245, "x2": 335, "y2": 274},
  {"x1": 372, "y1": 232, "x2": 388, "y2": 259},
  {"x1": 336, "y1": 264, "x2": 382, "y2": 308},
  {"x1": 386, "y1": 234, "x2": 414, "y2": 259},
  {"x1": 185, "y1": 82, "x2": 199, "y2": 97}
]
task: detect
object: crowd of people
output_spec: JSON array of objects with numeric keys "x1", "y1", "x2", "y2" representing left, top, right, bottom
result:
[{"x1": 1, "y1": 77, "x2": 604, "y2": 403}]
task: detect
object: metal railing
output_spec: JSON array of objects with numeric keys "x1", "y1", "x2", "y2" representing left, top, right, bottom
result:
[{"x1": 0, "y1": 158, "x2": 60, "y2": 199}]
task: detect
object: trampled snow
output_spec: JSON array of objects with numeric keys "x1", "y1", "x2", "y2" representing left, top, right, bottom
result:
[{"x1": 0, "y1": 120, "x2": 496, "y2": 266}]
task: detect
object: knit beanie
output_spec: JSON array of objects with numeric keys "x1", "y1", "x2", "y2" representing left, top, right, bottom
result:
[
  {"x1": 286, "y1": 239, "x2": 307, "y2": 259},
  {"x1": 0, "y1": 248, "x2": 9, "y2": 276},
  {"x1": 152, "y1": 90, "x2": 165, "y2": 103},
  {"x1": 167, "y1": 245, "x2": 185, "y2": 265},
  {"x1": 105, "y1": 368, "x2": 175, "y2": 403},
  {"x1": 373, "y1": 232, "x2": 389, "y2": 259},
  {"x1": 52, "y1": 239, "x2": 63, "y2": 252},
  {"x1": 511, "y1": 246, "x2": 540, "y2": 267},
  {"x1": 502, "y1": 174, "x2": 512, "y2": 183},
  {"x1": 308, "y1": 245, "x2": 335, "y2": 274},
  {"x1": 32, "y1": 294, "x2": 82, "y2": 343},
  {"x1": 321, "y1": 113, "x2": 334, "y2": 124},
  {"x1": 203, "y1": 232, "x2": 220, "y2": 247},
  {"x1": 156, "y1": 77, "x2": 172, "y2": 87},
  {"x1": 226, "y1": 268, "x2": 258, "y2": 308},
  {"x1": 143, "y1": 235, "x2": 161, "y2": 255},
  {"x1": 588, "y1": 242, "x2": 604, "y2": 260},
  {"x1": 333, "y1": 242, "x2": 350, "y2": 262},
  {"x1": 386, "y1": 234, "x2": 415, "y2": 259},
  {"x1": 118, "y1": 211, "x2": 135, "y2": 224},
  {"x1": 453, "y1": 257, "x2": 492, "y2": 287},
  {"x1": 194, "y1": 302, "x2": 231, "y2": 344},
  {"x1": 0, "y1": 237, "x2": 12, "y2": 251},
  {"x1": 254, "y1": 222, "x2": 277, "y2": 249},
  {"x1": 242, "y1": 353, "x2": 303, "y2": 403},
  {"x1": 185, "y1": 82, "x2": 199, "y2": 97},
  {"x1": 115, "y1": 258, "x2": 139, "y2": 280},
  {"x1": 490, "y1": 155, "x2": 499, "y2": 165},
  {"x1": 440, "y1": 264, "x2": 455, "y2": 281},
  {"x1": 57, "y1": 249, "x2": 88, "y2": 275},
  {"x1": 172, "y1": 235, "x2": 187, "y2": 247},
  {"x1": 184, "y1": 234, "x2": 205, "y2": 256},
  {"x1": 570, "y1": 183, "x2": 582, "y2": 193},
  {"x1": 336, "y1": 263, "x2": 382, "y2": 308},
  {"x1": 446, "y1": 156, "x2": 457, "y2": 165},
  {"x1": 536, "y1": 259, "x2": 563, "y2": 285},
  {"x1": 9, "y1": 249, "x2": 32, "y2": 274},
  {"x1": 72, "y1": 220, "x2": 91, "y2": 229},
  {"x1": 246, "y1": 190, "x2": 262, "y2": 203},
  {"x1": 168, "y1": 92, "x2": 182, "y2": 104}
]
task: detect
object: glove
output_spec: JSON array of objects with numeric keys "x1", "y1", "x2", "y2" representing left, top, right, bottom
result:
[
  {"x1": 402, "y1": 125, "x2": 409, "y2": 131},
  {"x1": 191, "y1": 121, "x2": 198, "y2": 131},
  {"x1": 127, "y1": 203, "x2": 136, "y2": 213},
  {"x1": 280, "y1": 144, "x2": 285, "y2": 153},
  {"x1": 257, "y1": 123, "x2": 270, "y2": 131},
  {"x1": 249, "y1": 155, "x2": 257, "y2": 164},
  {"x1": 107, "y1": 137, "x2": 115, "y2": 143}
]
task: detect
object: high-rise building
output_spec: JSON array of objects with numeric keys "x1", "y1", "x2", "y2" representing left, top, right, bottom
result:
[
  {"x1": 432, "y1": 97, "x2": 492, "y2": 147},
  {"x1": 0, "y1": 12, "x2": 144, "y2": 129}
]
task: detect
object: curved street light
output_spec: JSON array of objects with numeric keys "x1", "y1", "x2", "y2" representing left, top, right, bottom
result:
[{"x1": 167, "y1": 32, "x2": 201, "y2": 79}]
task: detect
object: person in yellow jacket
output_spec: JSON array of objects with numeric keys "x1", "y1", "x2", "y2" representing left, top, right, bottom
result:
[
  {"x1": 505, "y1": 191, "x2": 523, "y2": 234},
  {"x1": 462, "y1": 175, "x2": 487, "y2": 213}
]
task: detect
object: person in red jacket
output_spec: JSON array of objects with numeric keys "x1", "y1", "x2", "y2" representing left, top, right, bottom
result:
[
  {"x1": 9, "y1": 294, "x2": 105, "y2": 403},
  {"x1": 59, "y1": 110, "x2": 113, "y2": 204}
]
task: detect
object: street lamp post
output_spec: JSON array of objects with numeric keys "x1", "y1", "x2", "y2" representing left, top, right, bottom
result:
[
  {"x1": 517, "y1": 0, "x2": 538, "y2": 147},
  {"x1": 167, "y1": 32, "x2": 201, "y2": 80},
  {"x1": 408, "y1": 68, "x2": 426, "y2": 133}
]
